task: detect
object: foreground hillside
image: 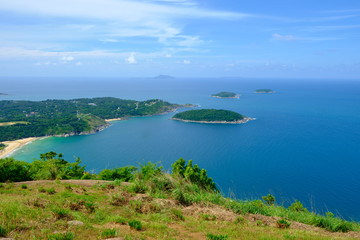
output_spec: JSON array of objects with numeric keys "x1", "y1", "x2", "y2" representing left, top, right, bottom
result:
[{"x1": 0, "y1": 154, "x2": 359, "y2": 240}]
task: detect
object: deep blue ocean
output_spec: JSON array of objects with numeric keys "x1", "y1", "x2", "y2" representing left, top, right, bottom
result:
[{"x1": 1, "y1": 77, "x2": 360, "y2": 221}]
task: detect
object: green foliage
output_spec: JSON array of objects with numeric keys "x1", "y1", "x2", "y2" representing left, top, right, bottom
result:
[
  {"x1": 0, "y1": 158, "x2": 32, "y2": 182},
  {"x1": 234, "y1": 216, "x2": 245, "y2": 224},
  {"x1": 171, "y1": 158, "x2": 218, "y2": 192},
  {"x1": 139, "y1": 161, "x2": 162, "y2": 180},
  {"x1": 99, "y1": 166, "x2": 137, "y2": 181},
  {"x1": 21, "y1": 184, "x2": 27, "y2": 189},
  {"x1": 48, "y1": 232, "x2": 74, "y2": 240},
  {"x1": 0, "y1": 143, "x2": 5, "y2": 151},
  {"x1": 51, "y1": 207, "x2": 70, "y2": 220},
  {"x1": 288, "y1": 200, "x2": 307, "y2": 212},
  {"x1": 206, "y1": 233, "x2": 228, "y2": 240},
  {"x1": 0, "y1": 97, "x2": 180, "y2": 141},
  {"x1": 276, "y1": 219, "x2": 291, "y2": 229},
  {"x1": 38, "y1": 186, "x2": 46, "y2": 193},
  {"x1": 262, "y1": 194, "x2": 276, "y2": 206},
  {"x1": 0, "y1": 225, "x2": 7, "y2": 237},
  {"x1": 113, "y1": 216, "x2": 128, "y2": 225},
  {"x1": 172, "y1": 109, "x2": 245, "y2": 122},
  {"x1": 128, "y1": 220, "x2": 142, "y2": 231},
  {"x1": 170, "y1": 208, "x2": 185, "y2": 221},
  {"x1": 255, "y1": 89, "x2": 274, "y2": 93},
  {"x1": 100, "y1": 228, "x2": 117, "y2": 238},
  {"x1": 201, "y1": 214, "x2": 217, "y2": 221},
  {"x1": 46, "y1": 187, "x2": 56, "y2": 195}
]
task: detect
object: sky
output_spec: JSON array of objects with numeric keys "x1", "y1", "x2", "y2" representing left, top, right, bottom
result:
[{"x1": 0, "y1": 0, "x2": 359, "y2": 78}]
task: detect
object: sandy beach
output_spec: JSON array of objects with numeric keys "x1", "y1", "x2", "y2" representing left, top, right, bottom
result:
[
  {"x1": 0, "y1": 137, "x2": 39, "y2": 159},
  {"x1": 105, "y1": 118, "x2": 125, "y2": 122}
]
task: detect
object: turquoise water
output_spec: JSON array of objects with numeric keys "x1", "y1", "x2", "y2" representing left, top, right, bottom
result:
[{"x1": 2, "y1": 77, "x2": 360, "y2": 221}]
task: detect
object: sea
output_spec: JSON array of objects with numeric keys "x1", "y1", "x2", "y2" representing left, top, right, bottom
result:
[{"x1": 1, "y1": 77, "x2": 360, "y2": 221}]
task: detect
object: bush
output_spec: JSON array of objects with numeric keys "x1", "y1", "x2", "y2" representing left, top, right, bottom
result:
[
  {"x1": 234, "y1": 216, "x2": 245, "y2": 224},
  {"x1": 128, "y1": 220, "x2": 142, "y2": 231},
  {"x1": 21, "y1": 184, "x2": 27, "y2": 189},
  {"x1": 52, "y1": 207, "x2": 70, "y2": 220},
  {"x1": 206, "y1": 233, "x2": 228, "y2": 240},
  {"x1": 171, "y1": 208, "x2": 185, "y2": 221},
  {"x1": 48, "y1": 232, "x2": 74, "y2": 240},
  {"x1": 0, "y1": 158, "x2": 32, "y2": 182},
  {"x1": 99, "y1": 166, "x2": 136, "y2": 181},
  {"x1": 100, "y1": 228, "x2": 117, "y2": 238},
  {"x1": 38, "y1": 186, "x2": 46, "y2": 193},
  {"x1": 0, "y1": 225, "x2": 7, "y2": 237},
  {"x1": 47, "y1": 187, "x2": 56, "y2": 195},
  {"x1": 262, "y1": 194, "x2": 275, "y2": 205},
  {"x1": 276, "y1": 219, "x2": 291, "y2": 229},
  {"x1": 113, "y1": 216, "x2": 127, "y2": 225},
  {"x1": 288, "y1": 200, "x2": 307, "y2": 212}
]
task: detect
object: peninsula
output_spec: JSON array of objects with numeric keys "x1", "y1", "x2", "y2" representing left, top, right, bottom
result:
[
  {"x1": 0, "y1": 97, "x2": 186, "y2": 143},
  {"x1": 172, "y1": 109, "x2": 252, "y2": 124},
  {"x1": 211, "y1": 91, "x2": 239, "y2": 98},
  {"x1": 255, "y1": 89, "x2": 275, "y2": 93}
]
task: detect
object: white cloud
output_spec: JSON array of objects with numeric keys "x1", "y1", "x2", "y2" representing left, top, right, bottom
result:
[
  {"x1": 76, "y1": 61, "x2": 83, "y2": 66},
  {"x1": 61, "y1": 56, "x2": 75, "y2": 62},
  {"x1": 272, "y1": 33, "x2": 296, "y2": 41},
  {"x1": 183, "y1": 59, "x2": 191, "y2": 64},
  {"x1": 125, "y1": 52, "x2": 137, "y2": 64}
]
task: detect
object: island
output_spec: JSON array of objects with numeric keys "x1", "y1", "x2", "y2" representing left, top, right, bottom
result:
[
  {"x1": 0, "y1": 97, "x2": 188, "y2": 142},
  {"x1": 172, "y1": 109, "x2": 253, "y2": 124},
  {"x1": 255, "y1": 89, "x2": 275, "y2": 93},
  {"x1": 0, "y1": 93, "x2": 8, "y2": 95},
  {"x1": 211, "y1": 91, "x2": 239, "y2": 98}
]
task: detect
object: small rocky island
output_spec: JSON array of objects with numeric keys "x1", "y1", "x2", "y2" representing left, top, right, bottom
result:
[
  {"x1": 172, "y1": 109, "x2": 253, "y2": 124},
  {"x1": 211, "y1": 91, "x2": 239, "y2": 98},
  {"x1": 255, "y1": 89, "x2": 275, "y2": 93}
]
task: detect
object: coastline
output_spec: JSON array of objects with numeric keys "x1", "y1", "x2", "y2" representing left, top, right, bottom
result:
[
  {"x1": 171, "y1": 117, "x2": 255, "y2": 124},
  {"x1": 105, "y1": 118, "x2": 125, "y2": 122},
  {"x1": 211, "y1": 94, "x2": 240, "y2": 99},
  {"x1": 0, "y1": 137, "x2": 40, "y2": 159}
]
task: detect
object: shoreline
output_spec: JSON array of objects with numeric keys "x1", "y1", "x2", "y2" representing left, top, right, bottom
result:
[
  {"x1": 171, "y1": 117, "x2": 255, "y2": 124},
  {"x1": 0, "y1": 137, "x2": 41, "y2": 159},
  {"x1": 211, "y1": 94, "x2": 240, "y2": 99},
  {"x1": 105, "y1": 118, "x2": 126, "y2": 122}
]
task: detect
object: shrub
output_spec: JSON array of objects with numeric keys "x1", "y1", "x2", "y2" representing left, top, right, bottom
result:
[
  {"x1": 48, "y1": 232, "x2": 74, "y2": 240},
  {"x1": 38, "y1": 186, "x2": 46, "y2": 193},
  {"x1": 0, "y1": 158, "x2": 32, "y2": 182},
  {"x1": 262, "y1": 194, "x2": 275, "y2": 205},
  {"x1": 113, "y1": 216, "x2": 127, "y2": 225},
  {"x1": 0, "y1": 225, "x2": 7, "y2": 237},
  {"x1": 47, "y1": 187, "x2": 56, "y2": 195},
  {"x1": 0, "y1": 183, "x2": 3, "y2": 188},
  {"x1": 206, "y1": 233, "x2": 228, "y2": 240},
  {"x1": 100, "y1": 228, "x2": 117, "y2": 238},
  {"x1": 201, "y1": 214, "x2": 217, "y2": 221},
  {"x1": 276, "y1": 219, "x2": 291, "y2": 229},
  {"x1": 129, "y1": 179, "x2": 147, "y2": 194},
  {"x1": 171, "y1": 208, "x2": 185, "y2": 221},
  {"x1": 99, "y1": 166, "x2": 137, "y2": 181},
  {"x1": 288, "y1": 200, "x2": 307, "y2": 212},
  {"x1": 234, "y1": 216, "x2": 245, "y2": 224},
  {"x1": 21, "y1": 184, "x2": 27, "y2": 189},
  {"x1": 52, "y1": 207, "x2": 70, "y2": 220},
  {"x1": 128, "y1": 220, "x2": 142, "y2": 231}
]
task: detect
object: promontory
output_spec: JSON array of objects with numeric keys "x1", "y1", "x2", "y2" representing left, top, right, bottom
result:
[
  {"x1": 172, "y1": 109, "x2": 253, "y2": 124},
  {"x1": 211, "y1": 91, "x2": 239, "y2": 98}
]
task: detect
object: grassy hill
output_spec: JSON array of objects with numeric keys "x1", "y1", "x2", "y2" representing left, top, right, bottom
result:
[{"x1": 1, "y1": 153, "x2": 359, "y2": 239}]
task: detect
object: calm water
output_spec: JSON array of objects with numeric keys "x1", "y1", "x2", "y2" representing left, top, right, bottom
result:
[{"x1": 2, "y1": 77, "x2": 360, "y2": 221}]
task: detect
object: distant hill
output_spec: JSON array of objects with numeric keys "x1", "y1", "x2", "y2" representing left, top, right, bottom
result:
[
  {"x1": 255, "y1": 89, "x2": 275, "y2": 93},
  {"x1": 152, "y1": 75, "x2": 176, "y2": 80},
  {"x1": 211, "y1": 91, "x2": 239, "y2": 98},
  {"x1": 172, "y1": 109, "x2": 251, "y2": 124}
]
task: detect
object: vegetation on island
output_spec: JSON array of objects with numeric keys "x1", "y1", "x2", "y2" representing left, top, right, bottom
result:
[
  {"x1": 255, "y1": 89, "x2": 274, "y2": 93},
  {"x1": 211, "y1": 92, "x2": 238, "y2": 98},
  {"x1": 0, "y1": 93, "x2": 8, "y2": 95},
  {"x1": 0, "y1": 97, "x2": 183, "y2": 142},
  {"x1": 0, "y1": 143, "x2": 5, "y2": 151},
  {"x1": 0, "y1": 152, "x2": 359, "y2": 239},
  {"x1": 172, "y1": 109, "x2": 246, "y2": 123}
]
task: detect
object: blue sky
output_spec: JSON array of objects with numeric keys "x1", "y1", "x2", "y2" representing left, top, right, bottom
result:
[{"x1": 0, "y1": 0, "x2": 359, "y2": 78}]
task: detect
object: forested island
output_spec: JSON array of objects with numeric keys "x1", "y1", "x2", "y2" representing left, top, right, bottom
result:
[
  {"x1": 172, "y1": 109, "x2": 252, "y2": 124},
  {"x1": 211, "y1": 91, "x2": 239, "y2": 98},
  {"x1": 255, "y1": 89, "x2": 275, "y2": 93},
  {"x1": 0, "y1": 93, "x2": 8, "y2": 95},
  {"x1": 0, "y1": 97, "x2": 186, "y2": 142}
]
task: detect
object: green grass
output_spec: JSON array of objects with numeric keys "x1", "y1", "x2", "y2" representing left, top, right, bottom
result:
[{"x1": 128, "y1": 220, "x2": 142, "y2": 231}]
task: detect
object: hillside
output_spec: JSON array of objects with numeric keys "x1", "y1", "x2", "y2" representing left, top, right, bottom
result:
[
  {"x1": 0, "y1": 97, "x2": 183, "y2": 141},
  {"x1": 0, "y1": 153, "x2": 359, "y2": 240}
]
